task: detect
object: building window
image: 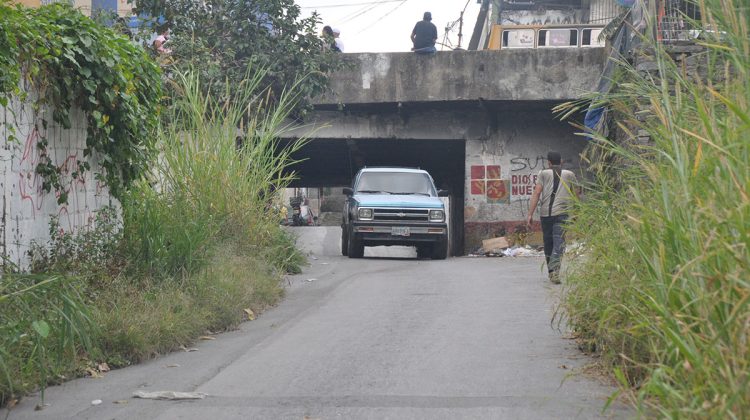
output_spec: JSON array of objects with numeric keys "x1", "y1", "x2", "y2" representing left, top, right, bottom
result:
[
  {"x1": 538, "y1": 29, "x2": 578, "y2": 47},
  {"x1": 502, "y1": 29, "x2": 536, "y2": 48},
  {"x1": 581, "y1": 28, "x2": 605, "y2": 47}
]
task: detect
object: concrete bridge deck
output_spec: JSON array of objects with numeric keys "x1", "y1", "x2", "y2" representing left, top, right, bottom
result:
[
  {"x1": 286, "y1": 48, "x2": 606, "y2": 253},
  {"x1": 316, "y1": 48, "x2": 605, "y2": 106}
]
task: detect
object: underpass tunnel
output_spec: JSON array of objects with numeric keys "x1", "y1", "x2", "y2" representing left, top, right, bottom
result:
[{"x1": 280, "y1": 138, "x2": 466, "y2": 255}]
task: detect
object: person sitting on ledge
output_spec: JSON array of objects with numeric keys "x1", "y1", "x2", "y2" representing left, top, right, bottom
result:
[{"x1": 411, "y1": 11, "x2": 437, "y2": 54}]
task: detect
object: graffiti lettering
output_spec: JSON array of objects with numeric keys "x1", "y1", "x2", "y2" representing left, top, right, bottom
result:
[
  {"x1": 16, "y1": 126, "x2": 95, "y2": 233},
  {"x1": 510, "y1": 155, "x2": 546, "y2": 172},
  {"x1": 511, "y1": 174, "x2": 538, "y2": 197}
]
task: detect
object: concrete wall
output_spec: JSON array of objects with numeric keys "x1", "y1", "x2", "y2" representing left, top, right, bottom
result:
[
  {"x1": 463, "y1": 109, "x2": 585, "y2": 251},
  {"x1": 1, "y1": 95, "x2": 118, "y2": 271},
  {"x1": 317, "y1": 49, "x2": 605, "y2": 105}
]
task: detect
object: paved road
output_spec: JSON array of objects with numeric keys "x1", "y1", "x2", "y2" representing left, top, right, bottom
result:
[{"x1": 8, "y1": 227, "x2": 629, "y2": 419}]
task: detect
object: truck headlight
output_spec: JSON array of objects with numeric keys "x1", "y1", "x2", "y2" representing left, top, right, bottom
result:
[
  {"x1": 429, "y1": 209, "x2": 445, "y2": 222},
  {"x1": 358, "y1": 208, "x2": 374, "y2": 220}
]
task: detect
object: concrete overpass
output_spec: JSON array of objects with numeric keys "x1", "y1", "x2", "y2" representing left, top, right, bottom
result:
[{"x1": 282, "y1": 48, "x2": 605, "y2": 254}]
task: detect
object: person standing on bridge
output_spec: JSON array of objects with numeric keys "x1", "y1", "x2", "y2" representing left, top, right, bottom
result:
[
  {"x1": 526, "y1": 151, "x2": 580, "y2": 284},
  {"x1": 321, "y1": 25, "x2": 341, "y2": 52},
  {"x1": 411, "y1": 11, "x2": 438, "y2": 54},
  {"x1": 332, "y1": 27, "x2": 345, "y2": 52}
]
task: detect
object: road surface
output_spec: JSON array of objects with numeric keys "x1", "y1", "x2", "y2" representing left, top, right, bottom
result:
[{"x1": 8, "y1": 227, "x2": 630, "y2": 419}]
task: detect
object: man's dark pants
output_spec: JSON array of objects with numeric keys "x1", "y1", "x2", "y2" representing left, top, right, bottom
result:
[{"x1": 541, "y1": 214, "x2": 568, "y2": 275}]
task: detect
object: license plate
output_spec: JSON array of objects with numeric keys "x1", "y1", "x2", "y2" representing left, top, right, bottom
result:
[{"x1": 391, "y1": 226, "x2": 410, "y2": 237}]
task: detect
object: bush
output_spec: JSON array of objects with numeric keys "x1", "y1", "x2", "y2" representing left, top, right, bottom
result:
[
  {"x1": 559, "y1": 0, "x2": 749, "y2": 417},
  {"x1": 1, "y1": 68, "x2": 310, "y2": 406}
]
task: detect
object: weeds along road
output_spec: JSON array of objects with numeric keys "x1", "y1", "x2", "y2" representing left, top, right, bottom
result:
[{"x1": 9, "y1": 227, "x2": 631, "y2": 419}]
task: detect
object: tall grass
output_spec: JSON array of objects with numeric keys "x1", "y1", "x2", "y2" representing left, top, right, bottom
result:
[
  {"x1": 559, "y1": 0, "x2": 749, "y2": 417},
  {"x1": 0, "y1": 275, "x2": 95, "y2": 405},
  {"x1": 1, "y1": 68, "x2": 311, "y2": 406},
  {"x1": 122, "y1": 68, "x2": 308, "y2": 278}
]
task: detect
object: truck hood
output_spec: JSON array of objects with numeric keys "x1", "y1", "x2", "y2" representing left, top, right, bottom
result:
[{"x1": 353, "y1": 194, "x2": 443, "y2": 209}]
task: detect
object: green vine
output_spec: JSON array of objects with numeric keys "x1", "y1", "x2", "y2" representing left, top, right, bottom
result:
[{"x1": 0, "y1": 2, "x2": 162, "y2": 202}]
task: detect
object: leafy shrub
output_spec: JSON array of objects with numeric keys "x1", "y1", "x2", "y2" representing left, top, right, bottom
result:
[
  {"x1": 0, "y1": 2, "x2": 161, "y2": 200},
  {"x1": 28, "y1": 207, "x2": 123, "y2": 278}
]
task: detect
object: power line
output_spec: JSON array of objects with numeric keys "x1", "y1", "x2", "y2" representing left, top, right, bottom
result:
[
  {"x1": 334, "y1": 2, "x2": 386, "y2": 26},
  {"x1": 301, "y1": 0, "x2": 402, "y2": 9},
  {"x1": 355, "y1": 0, "x2": 409, "y2": 35}
]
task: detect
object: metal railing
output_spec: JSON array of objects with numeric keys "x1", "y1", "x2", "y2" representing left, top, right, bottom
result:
[{"x1": 656, "y1": 0, "x2": 702, "y2": 41}]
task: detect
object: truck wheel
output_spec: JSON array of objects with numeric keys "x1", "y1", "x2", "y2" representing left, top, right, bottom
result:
[
  {"x1": 347, "y1": 229, "x2": 364, "y2": 258},
  {"x1": 431, "y1": 236, "x2": 448, "y2": 260},
  {"x1": 341, "y1": 225, "x2": 349, "y2": 256}
]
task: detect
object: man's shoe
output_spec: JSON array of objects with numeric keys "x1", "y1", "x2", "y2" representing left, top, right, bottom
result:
[{"x1": 549, "y1": 271, "x2": 561, "y2": 284}]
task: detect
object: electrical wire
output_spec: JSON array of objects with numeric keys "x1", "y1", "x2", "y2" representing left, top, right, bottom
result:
[
  {"x1": 301, "y1": 0, "x2": 403, "y2": 9},
  {"x1": 334, "y1": 2, "x2": 386, "y2": 26},
  {"x1": 355, "y1": 0, "x2": 409, "y2": 35}
]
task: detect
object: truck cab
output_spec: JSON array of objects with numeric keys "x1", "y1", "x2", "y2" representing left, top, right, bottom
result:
[{"x1": 342, "y1": 167, "x2": 449, "y2": 259}]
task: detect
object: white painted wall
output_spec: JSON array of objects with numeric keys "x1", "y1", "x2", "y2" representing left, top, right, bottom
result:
[
  {"x1": 1, "y1": 95, "x2": 119, "y2": 271},
  {"x1": 464, "y1": 110, "x2": 586, "y2": 224}
]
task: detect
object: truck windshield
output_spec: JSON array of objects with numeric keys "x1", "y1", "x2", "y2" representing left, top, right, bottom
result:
[{"x1": 356, "y1": 172, "x2": 435, "y2": 196}]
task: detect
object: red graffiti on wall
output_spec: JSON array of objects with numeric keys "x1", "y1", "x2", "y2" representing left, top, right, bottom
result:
[
  {"x1": 16, "y1": 126, "x2": 95, "y2": 233},
  {"x1": 470, "y1": 164, "x2": 509, "y2": 204},
  {"x1": 18, "y1": 127, "x2": 43, "y2": 218}
]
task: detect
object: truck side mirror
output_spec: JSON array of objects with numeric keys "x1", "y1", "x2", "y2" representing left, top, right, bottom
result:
[
  {"x1": 437, "y1": 189, "x2": 450, "y2": 197},
  {"x1": 343, "y1": 187, "x2": 354, "y2": 196}
]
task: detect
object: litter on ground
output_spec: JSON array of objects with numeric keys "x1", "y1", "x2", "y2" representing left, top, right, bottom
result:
[{"x1": 132, "y1": 390, "x2": 207, "y2": 400}]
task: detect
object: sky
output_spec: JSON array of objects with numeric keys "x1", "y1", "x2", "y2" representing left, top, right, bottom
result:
[{"x1": 296, "y1": 0, "x2": 483, "y2": 53}]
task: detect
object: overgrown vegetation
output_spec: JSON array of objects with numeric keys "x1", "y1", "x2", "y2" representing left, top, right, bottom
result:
[
  {"x1": 136, "y1": 0, "x2": 343, "y2": 115},
  {"x1": 0, "y1": 1, "x2": 162, "y2": 201},
  {"x1": 122, "y1": 69, "x2": 308, "y2": 279},
  {"x1": 558, "y1": 0, "x2": 749, "y2": 417},
  {"x1": 0, "y1": 69, "x2": 308, "y2": 406}
]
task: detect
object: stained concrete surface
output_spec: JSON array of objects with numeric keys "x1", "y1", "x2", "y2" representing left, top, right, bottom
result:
[
  {"x1": 7, "y1": 227, "x2": 631, "y2": 420},
  {"x1": 317, "y1": 49, "x2": 605, "y2": 105}
]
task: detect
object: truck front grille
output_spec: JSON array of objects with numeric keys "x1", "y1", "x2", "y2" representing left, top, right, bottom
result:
[{"x1": 373, "y1": 208, "x2": 429, "y2": 221}]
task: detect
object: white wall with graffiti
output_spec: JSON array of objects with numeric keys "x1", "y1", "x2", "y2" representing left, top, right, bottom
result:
[
  {"x1": 1, "y1": 95, "x2": 118, "y2": 271},
  {"x1": 463, "y1": 110, "x2": 585, "y2": 226}
]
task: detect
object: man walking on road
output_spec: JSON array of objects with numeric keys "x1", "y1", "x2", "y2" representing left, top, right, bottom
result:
[
  {"x1": 527, "y1": 151, "x2": 579, "y2": 283},
  {"x1": 411, "y1": 11, "x2": 438, "y2": 54}
]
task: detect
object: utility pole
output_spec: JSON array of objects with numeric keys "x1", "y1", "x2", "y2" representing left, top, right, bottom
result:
[{"x1": 457, "y1": 10, "x2": 465, "y2": 49}]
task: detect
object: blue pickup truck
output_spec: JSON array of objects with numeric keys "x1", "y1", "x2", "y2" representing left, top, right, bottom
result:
[{"x1": 341, "y1": 167, "x2": 449, "y2": 259}]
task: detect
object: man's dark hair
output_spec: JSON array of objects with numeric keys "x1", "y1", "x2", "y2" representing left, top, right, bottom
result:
[
  {"x1": 423, "y1": 11, "x2": 432, "y2": 21},
  {"x1": 547, "y1": 151, "x2": 562, "y2": 165}
]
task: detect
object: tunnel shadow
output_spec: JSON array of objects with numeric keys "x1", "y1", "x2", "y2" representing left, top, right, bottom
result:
[{"x1": 281, "y1": 138, "x2": 466, "y2": 255}]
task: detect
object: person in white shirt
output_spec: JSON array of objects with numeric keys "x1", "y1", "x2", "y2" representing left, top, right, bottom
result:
[
  {"x1": 526, "y1": 151, "x2": 580, "y2": 284},
  {"x1": 332, "y1": 27, "x2": 345, "y2": 52},
  {"x1": 152, "y1": 28, "x2": 171, "y2": 54}
]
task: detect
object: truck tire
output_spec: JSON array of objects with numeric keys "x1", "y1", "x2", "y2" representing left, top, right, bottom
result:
[
  {"x1": 347, "y1": 229, "x2": 364, "y2": 258},
  {"x1": 431, "y1": 236, "x2": 448, "y2": 260},
  {"x1": 341, "y1": 225, "x2": 349, "y2": 256}
]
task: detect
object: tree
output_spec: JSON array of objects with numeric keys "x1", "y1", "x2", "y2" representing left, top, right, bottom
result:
[{"x1": 135, "y1": 0, "x2": 343, "y2": 114}]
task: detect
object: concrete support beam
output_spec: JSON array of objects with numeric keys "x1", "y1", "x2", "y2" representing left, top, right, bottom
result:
[{"x1": 317, "y1": 49, "x2": 606, "y2": 105}]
